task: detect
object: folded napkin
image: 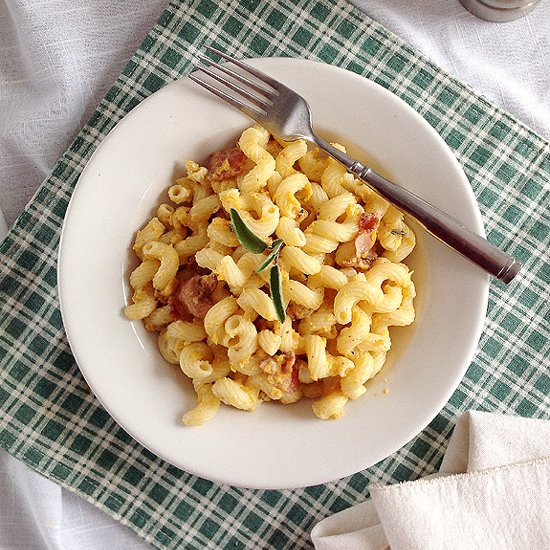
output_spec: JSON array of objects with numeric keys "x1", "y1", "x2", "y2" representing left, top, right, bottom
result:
[
  {"x1": 312, "y1": 411, "x2": 550, "y2": 549},
  {"x1": 0, "y1": 0, "x2": 548, "y2": 548}
]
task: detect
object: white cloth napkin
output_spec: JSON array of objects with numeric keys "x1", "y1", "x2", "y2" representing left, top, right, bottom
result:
[
  {"x1": 311, "y1": 411, "x2": 550, "y2": 550},
  {"x1": 0, "y1": 448, "x2": 152, "y2": 550}
]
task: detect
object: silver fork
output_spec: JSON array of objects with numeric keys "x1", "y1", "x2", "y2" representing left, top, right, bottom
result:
[{"x1": 189, "y1": 46, "x2": 521, "y2": 284}]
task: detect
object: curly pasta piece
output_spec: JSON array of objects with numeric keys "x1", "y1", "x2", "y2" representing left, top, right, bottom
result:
[
  {"x1": 341, "y1": 351, "x2": 375, "y2": 400},
  {"x1": 317, "y1": 192, "x2": 357, "y2": 221},
  {"x1": 212, "y1": 377, "x2": 260, "y2": 411},
  {"x1": 383, "y1": 222, "x2": 416, "y2": 263},
  {"x1": 334, "y1": 258, "x2": 411, "y2": 324},
  {"x1": 304, "y1": 334, "x2": 329, "y2": 381},
  {"x1": 239, "y1": 125, "x2": 276, "y2": 194},
  {"x1": 182, "y1": 383, "x2": 220, "y2": 426},
  {"x1": 237, "y1": 193, "x2": 280, "y2": 240},
  {"x1": 237, "y1": 288, "x2": 278, "y2": 321},
  {"x1": 203, "y1": 296, "x2": 239, "y2": 345},
  {"x1": 179, "y1": 342, "x2": 214, "y2": 379},
  {"x1": 276, "y1": 216, "x2": 306, "y2": 247},
  {"x1": 224, "y1": 314, "x2": 258, "y2": 367},
  {"x1": 320, "y1": 145, "x2": 350, "y2": 198},
  {"x1": 312, "y1": 391, "x2": 349, "y2": 420},
  {"x1": 274, "y1": 173, "x2": 311, "y2": 218},
  {"x1": 283, "y1": 279, "x2": 324, "y2": 310},
  {"x1": 307, "y1": 182, "x2": 329, "y2": 212},
  {"x1": 124, "y1": 285, "x2": 157, "y2": 320},
  {"x1": 174, "y1": 228, "x2": 209, "y2": 261},
  {"x1": 166, "y1": 320, "x2": 207, "y2": 344},
  {"x1": 279, "y1": 246, "x2": 322, "y2": 276},
  {"x1": 276, "y1": 139, "x2": 308, "y2": 177},
  {"x1": 297, "y1": 146, "x2": 329, "y2": 182},
  {"x1": 258, "y1": 329, "x2": 282, "y2": 356},
  {"x1": 129, "y1": 259, "x2": 160, "y2": 290},
  {"x1": 133, "y1": 218, "x2": 165, "y2": 259},
  {"x1": 378, "y1": 206, "x2": 405, "y2": 251},
  {"x1": 336, "y1": 305, "x2": 372, "y2": 358},
  {"x1": 308, "y1": 265, "x2": 348, "y2": 291},
  {"x1": 142, "y1": 242, "x2": 179, "y2": 292}
]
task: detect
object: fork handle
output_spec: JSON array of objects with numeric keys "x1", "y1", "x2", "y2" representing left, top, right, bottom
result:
[{"x1": 314, "y1": 138, "x2": 521, "y2": 283}]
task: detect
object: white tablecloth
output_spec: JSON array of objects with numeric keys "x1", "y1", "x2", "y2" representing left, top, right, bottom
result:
[{"x1": 1, "y1": 0, "x2": 549, "y2": 548}]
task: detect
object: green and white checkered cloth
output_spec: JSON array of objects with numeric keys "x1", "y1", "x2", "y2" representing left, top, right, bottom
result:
[{"x1": 1, "y1": 0, "x2": 549, "y2": 547}]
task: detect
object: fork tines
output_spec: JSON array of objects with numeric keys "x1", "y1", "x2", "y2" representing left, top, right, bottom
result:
[{"x1": 189, "y1": 46, "x2": 277, "y2": 119}]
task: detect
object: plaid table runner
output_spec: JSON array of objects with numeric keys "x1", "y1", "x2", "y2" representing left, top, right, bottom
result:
[{"x1": 1, "y1": 0, "x2": 549, "y2": 548}]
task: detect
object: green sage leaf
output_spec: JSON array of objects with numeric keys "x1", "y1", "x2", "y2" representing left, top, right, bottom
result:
[
  {"x1": 256, "y1": 239, "x2": 285, "y2": 273},
  {"x1": 230, "y1": 208, "x2": 268, "y2": 254},
  {"x1": 269, "y1": 264, "x2": 286, "y2": 323}
]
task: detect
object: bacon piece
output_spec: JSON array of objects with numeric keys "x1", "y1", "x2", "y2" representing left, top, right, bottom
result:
[
  {"x1": 260, "y1": 352, "x2": 298, "y2": 393},
  {"x1": 207, "y1": 148, "x2": 247, "y2": 183},
  {"x1": 169, "y1": 274, "x2": 217, "y2": 320},
  {"x1": 359, "y1": 212, "x2": 378, "y2": 231},
  {"x1": 280, "y1": 353, "x2": 299, "y2": 393},
  {"x1": 356, "y1": 213, "x2": 379, "y2": 258},
  {"x1": 354, "y1": 231, "x2": 375, "y2": 257},
  {"x1": 341, "y1": 213, "x2": 379, "y2": 270}
]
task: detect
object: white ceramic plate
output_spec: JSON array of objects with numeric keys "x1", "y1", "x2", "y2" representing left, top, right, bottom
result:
[{"x1": 58, "y1": 58, "x2": 489, "y2": 489}]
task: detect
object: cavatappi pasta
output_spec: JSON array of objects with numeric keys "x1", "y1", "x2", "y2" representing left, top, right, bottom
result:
[{"x1": 125, "y1": 124, "x2": 416, "y2": 425}]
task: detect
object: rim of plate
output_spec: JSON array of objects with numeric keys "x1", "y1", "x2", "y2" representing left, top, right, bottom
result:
[{"x1": 58, "y1": 58, "x2": 489, "y2": 489}]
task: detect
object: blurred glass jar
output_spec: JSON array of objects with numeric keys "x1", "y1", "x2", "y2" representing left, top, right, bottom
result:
[{"x1": 460, "y1": 0, "x2": 541, "y2": 21}]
